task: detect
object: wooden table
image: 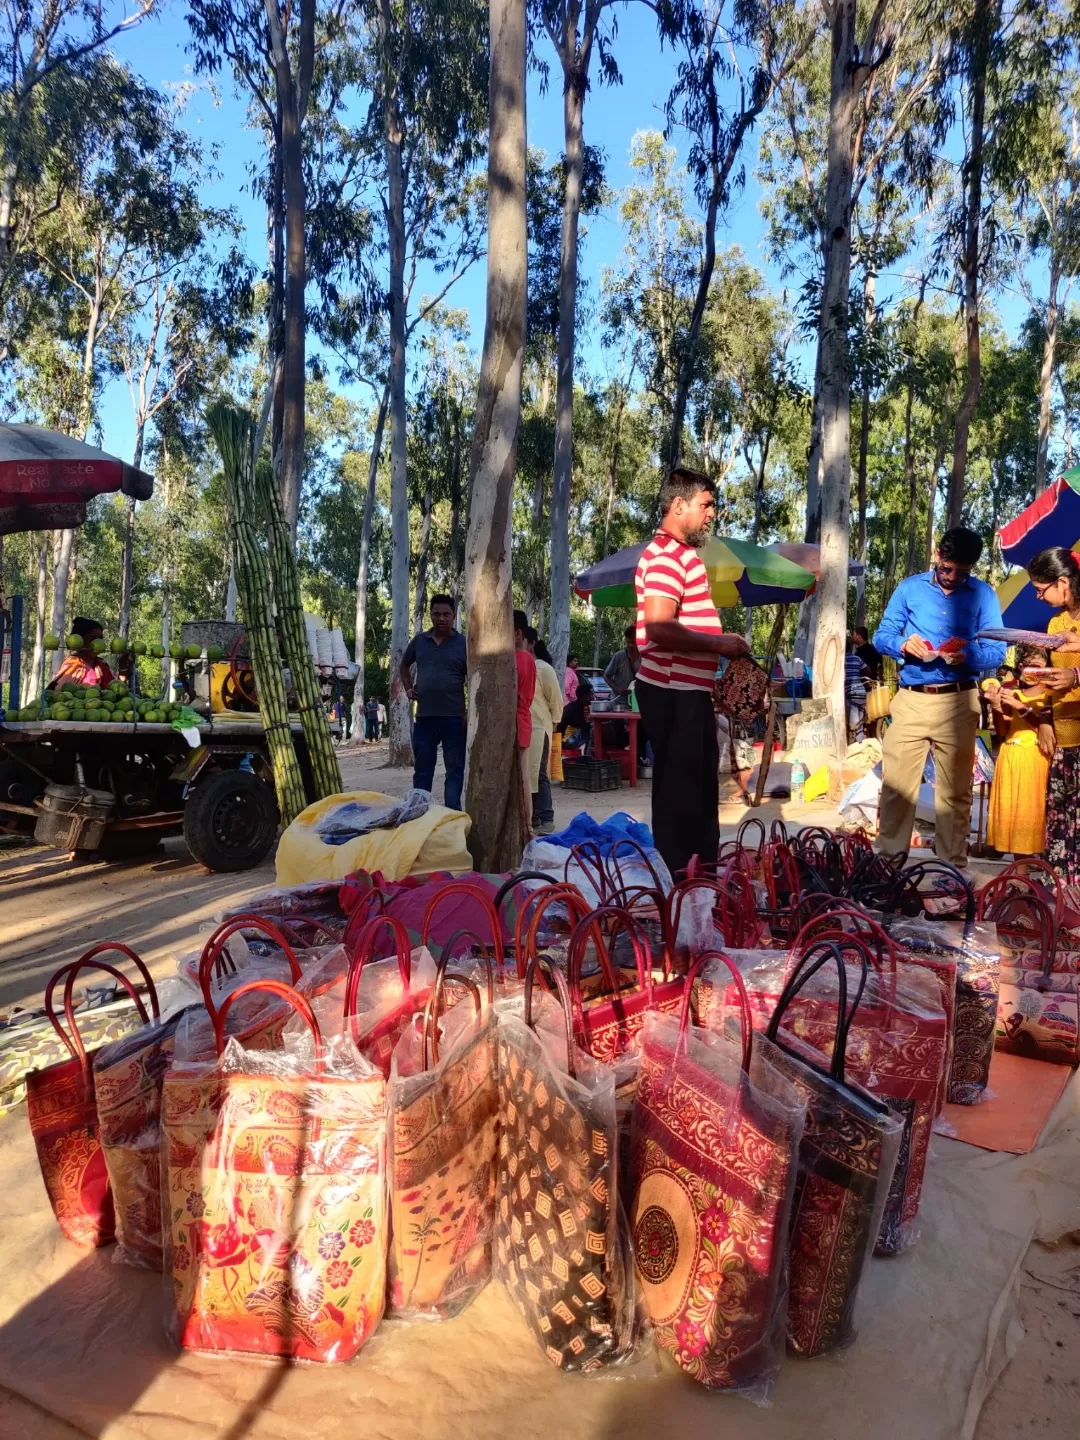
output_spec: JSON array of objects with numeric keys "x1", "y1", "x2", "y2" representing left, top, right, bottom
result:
[{"x1": 591, "y1": 710, "x2": 640, "y2": 787}]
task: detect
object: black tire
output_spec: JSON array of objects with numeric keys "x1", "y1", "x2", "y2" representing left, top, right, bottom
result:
[{"x1": 183, "y1": 768, "x2": 279, "y2": 872}]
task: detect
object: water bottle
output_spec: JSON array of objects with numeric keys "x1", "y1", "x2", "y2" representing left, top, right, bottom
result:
[{"x1": 790, "y1": 758, "x2": 806, "y2": 804}]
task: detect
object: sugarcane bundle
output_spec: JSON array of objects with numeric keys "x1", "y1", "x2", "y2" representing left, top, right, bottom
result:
[
  {"x1": 254, "y1": 458, "x2": 342, "y2": 798},
  {"x1": 205, "y1": 402, "x2": 307, "y2": 825}
]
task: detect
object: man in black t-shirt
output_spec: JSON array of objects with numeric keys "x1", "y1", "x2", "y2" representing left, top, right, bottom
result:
[{"x1": 400, "y1": 595, "x2": 468, "y2": 809}]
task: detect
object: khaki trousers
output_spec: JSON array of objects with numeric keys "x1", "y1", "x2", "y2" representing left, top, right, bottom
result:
[{"x1": 877, "y1": 685, "x2": 981, "y2": 866}]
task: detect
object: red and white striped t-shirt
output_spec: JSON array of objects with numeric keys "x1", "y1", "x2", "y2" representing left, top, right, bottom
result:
[{"x1": 634, "y1": 531, "x2": 723, "y2": 691}]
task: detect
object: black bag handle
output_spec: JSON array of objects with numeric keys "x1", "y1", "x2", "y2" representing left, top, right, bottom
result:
[{"x1": 765, "y1": 938, "x2": 868, "y2": 1083}]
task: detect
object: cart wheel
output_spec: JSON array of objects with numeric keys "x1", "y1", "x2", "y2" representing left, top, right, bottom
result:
[{"x1": 183, "y1": 768, "x2": 279, "y2": 872}]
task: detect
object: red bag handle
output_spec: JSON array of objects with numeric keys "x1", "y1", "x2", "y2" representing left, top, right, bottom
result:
[
  {"x1": 665, "y1": 877, "x2": 723, "y2": 962},
  {"x1": 977, "y1": 876, "x2": 1057, "y2": 985},
  {"x1": 678, "y1": 950, "x2": 753, "y2": 1075},
  {"x1": 437, "y1": 928, "x2": 495, "y2": 1005},
  {"x1": 274, "y1": 916, "x2": 342, "y2": 946},
  {"x1": 45, "y1": 944, "x2": 157, "y2": 1090},
  {"x1": 420, "y1": 881, "x2": 507, "y2": 981},
  {"x1": 715, "y1": 864, "x2": 760, "y2": 948},
  {"x1": 214, "y1": 979, "x2": 324, "y2": 1076},
  {"x1": 735, "y1": 816, "x2": 766, "y2": 854},
  {"x1": 524, "y1": 953, "x2": 576, "y2": 1079},
  {"x1": 606, "y1": 837, "x2": 664, "y2": 896},
  {"x1": 791, "y1": 908, "x2": 897, "y2": 969},
  {"x1": 994, "y1": 858, "x2": 1065, "y2": 927},
  {"x1": 518, "y1": 884, "x2": 590, "y2": 981},
  {"x1": 342, "y1": 886, "x2": 387, "y2": 948},
  {"x1": 762, "y1": 840, "x2": 800, "y2": 908},
  {"x1": 566, "y1": 841, "x2": 611, "y2": 902},
  {"x1": 198, "y1": 915, "x2": 302, "y2": 1016},
  {"x1": 422, "y1": 933, "x2": 489, "y2": 1070},
  {"x1": 566, "y1": 904, "x2": 652, "y2": 1046},
  {"x1": 343, "y1": 914, "x2": 414, "y2": 1034}
]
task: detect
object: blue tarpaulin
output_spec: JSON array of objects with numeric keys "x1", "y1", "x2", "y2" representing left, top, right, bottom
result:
[{"x1": 542, "y1": 811, "x2": 654, "y2": 852}]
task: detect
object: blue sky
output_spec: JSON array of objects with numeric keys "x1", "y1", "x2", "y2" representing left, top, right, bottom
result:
[
  {"x1": 95, "y1": 2, "x2": 1035, "y2": 466},
  {"x1": 94, "y1": 1, "x2": 785, "y2": 459}
]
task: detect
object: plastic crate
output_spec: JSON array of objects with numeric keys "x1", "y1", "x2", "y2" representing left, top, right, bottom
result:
[{"x1": 562, "y1": 758, "x2": 621, "y2": 792}]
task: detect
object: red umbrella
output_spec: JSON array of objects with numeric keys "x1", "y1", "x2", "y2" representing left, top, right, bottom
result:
[{"x1": 0, "y1": 424, "x2": 153, "y2": 535}]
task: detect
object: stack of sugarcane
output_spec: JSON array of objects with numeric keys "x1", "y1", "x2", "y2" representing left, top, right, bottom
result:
[
  {"x1": 204, "y1": 402, "x2": 309, "y2": 825},
  {"x1": 254, "y1": 456, "x2": 342, "y2": 797}
]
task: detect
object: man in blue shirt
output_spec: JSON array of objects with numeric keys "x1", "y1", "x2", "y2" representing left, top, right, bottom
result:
[
  {"x1": 873, "y1": 527, "x2": 1006, "y2": 866},
  {"x1": 400, "y1": 594, "x2": 468, "y2": 810}
]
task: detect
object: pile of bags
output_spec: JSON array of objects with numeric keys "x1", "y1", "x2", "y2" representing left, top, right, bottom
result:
[{"x1": 19, "y1": 828, "x2": 1079, "y2": 1400}]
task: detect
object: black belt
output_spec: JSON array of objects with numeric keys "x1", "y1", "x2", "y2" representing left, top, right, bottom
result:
[{"x1": 902, "y1": 679, "x2": 977, "y2": 695}]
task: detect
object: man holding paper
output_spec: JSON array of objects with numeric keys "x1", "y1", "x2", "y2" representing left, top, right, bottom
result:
[{"x1": 873, "y1": 527, "x2": 1007, "y2": 865}]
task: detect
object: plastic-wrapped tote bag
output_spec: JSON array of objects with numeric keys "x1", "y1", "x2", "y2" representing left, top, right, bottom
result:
[
  {"x1": 345, "y1": 915, "x2": 439, "y2": 1076},
  {"x1": 877, "y1": 912, "x2": 1001, "y2": 1105},
  {"x1": 628, "y1": 951, "x2": 805, "y2": 1398},
  {"x1": 762, "y1": 942, "x2": 903, "y2": 1356},
  {"x1": 26, "y1": 946, "x2": 156, "y2": 1247},
  {"x1": 172, "y1": 916, "x2": 306, "y2": 1063},
  {"x1": 979, "y1": 874, "x2": 1079, "y2": 1065},
  {"x1": 566, "y1": 904, "x2": 684, "y2": 1065},
  {"x1": 164, "y1": 979, "x2": 387, "y2": 1363},
  {"x1": 387, "y1": 938, "x2": 499, "y2": 1318},
  {"x1": 695, "y1": 933, "x2": 947, "y2": 1257},
  {"x1": 791, "y1": 907, "x2": 958, "y2": 1115},
  {"x1": 495, "y1": 959, "x2": 635, "y2": 1371},
  {"x1": 94, "y1": 1003, "x2": 186, "y2": 1268}
]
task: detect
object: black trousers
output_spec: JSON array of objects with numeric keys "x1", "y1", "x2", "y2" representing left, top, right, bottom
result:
[{"x1": 635, "y1": 680, "x2": 719, "y2": 877}]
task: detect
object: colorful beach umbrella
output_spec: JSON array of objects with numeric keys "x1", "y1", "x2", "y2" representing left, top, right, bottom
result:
[
  {"x1": 999, "y1": 467, "x2": 1080, "y2": 568},
  {"x1": 995, "y1": 467, "x2": 1080, "y2": 631},
  {"x1": 575, "y1": 536, "x2": 817, "y2": 609}
]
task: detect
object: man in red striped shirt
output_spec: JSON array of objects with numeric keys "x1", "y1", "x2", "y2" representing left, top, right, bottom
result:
[{"x1": 634, "y1": 468, "x2": 749, "y2": 874}]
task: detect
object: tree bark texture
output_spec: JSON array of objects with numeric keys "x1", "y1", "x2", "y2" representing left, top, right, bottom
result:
[
  {"x1": 381, "y1": 0, "x2": 414, "y2": 769},
  {"x1": 794, "y1": 333, "x2": 825, "y2": 663},
  {"x1": 463, "y1": 0, "x2": 527, "y2": 871},
  {"x1": 264, "y1": 0, "x2": 313, "y2": 540},
  {"x1": 812, "y1": 0, "x2": 859, "y2": 759},
  {"x1": 548, "y1": 68, "x2": 585, "y2": 684},
  {"x1": 947, "y1": 1, "x2": 992, "y2": 528},
  {"x1": 1036, "y1": 262, "x2": 1060, "y2": 496},
  {"x1": 413, "y1": 478, "x2": 433, "y2": 632},
  {"x1": 351, "y1": 383, "x2": 389, "y2": 739}
]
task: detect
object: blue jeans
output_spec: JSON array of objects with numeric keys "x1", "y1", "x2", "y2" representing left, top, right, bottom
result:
[
  {"x1": 532, "y1": 735, "x2": 554, "y2": 824},
  {"x1": 412, "y1": 714, "x2": 466, "y2": 811}
]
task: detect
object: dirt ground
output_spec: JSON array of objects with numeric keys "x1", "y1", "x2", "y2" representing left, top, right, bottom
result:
[{"x1": 0, "y1": 740, "x2": 1075, "y2": 1434}]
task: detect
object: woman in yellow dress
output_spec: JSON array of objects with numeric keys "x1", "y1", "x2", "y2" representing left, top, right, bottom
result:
[
  {"x1": 983, "y1": 647, "x2": 1050, "y2": 856},
  {"x1": 1022, "y1": 548, "x2": 1080, "y2": 882}
]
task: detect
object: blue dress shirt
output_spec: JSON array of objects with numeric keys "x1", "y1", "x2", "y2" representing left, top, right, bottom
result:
[{"x1": 873, "y1": 570, "x2": 1006, "y2": 686}]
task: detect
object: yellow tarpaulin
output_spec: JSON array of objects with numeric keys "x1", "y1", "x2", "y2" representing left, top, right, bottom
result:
[{"x1": 275, "y1": 791, "x2": 472, "y2": 885}]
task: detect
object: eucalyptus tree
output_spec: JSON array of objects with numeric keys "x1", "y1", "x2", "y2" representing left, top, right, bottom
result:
[{"x1": 464, "y1": 0, "x2": 528, "y2": 870}]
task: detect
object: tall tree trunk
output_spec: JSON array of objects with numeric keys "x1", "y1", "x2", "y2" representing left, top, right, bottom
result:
[
  {"x1": 448, "y1": 396, "x2": 466, "y2": 603},
  {"x1": 948, "y1": 1, "x2": 992, "y2": 528},
  {"x1": 27, "y1": 539, "x2": 47, "y2": 700},
  {"x1": 794, "y1": 334, "x2": 825, "y2": 662},
  {"x1": 744, "y1": 435, "x2": 771, "y2": 645},
  {"x1": 812, "y1": 0, "x2": 859, "y2": 759},
  {"x1": 463, "y1": 0, "x2": 527, "y2": 870},
  {"x1": 264, "y1": 0, "x2": 312, "y2": 539},
  {"x1": 526, "y1": 467, "x2": 545, "y2": 623},
  {"x1": 925, "y1": 381, "x2": 954, "y2": 568},
  {"x1": 548, "y1": 70, "x2": 585, "y2": 684},
  {"x1": 119, "y1": 421, "x2": 146, "y2": 638},
  {"x1": 1036, "y1": 262, "x2": 1060, "y2": 496},
  {"x1": 903, "y1": 282, "x2": 927, "y2": 575},
  {"x1": 592, "y1": 388, "x2": 626, "y2": 667},
  {"x1": 351, "y1": 383, "x2": 389, "y2": 739},
  {"x1": 854, "y1": 272, "x2": 874, "y2": 628},
  {"x1": 381, "y1": 3, "x2": 414, "y2": 769},
  {"x1": 413, "y1": 478, "x2": 433, "y2": 632}
]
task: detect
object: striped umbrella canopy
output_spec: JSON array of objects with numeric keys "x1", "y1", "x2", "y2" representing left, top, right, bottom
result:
[
  {"x1": 0, "y1": 424, "x2": 153, "y2": 535},
  {"x1": 574, "y1": 536, "x2": 816, "y2": 609},
  {"x1": 995, "y1": 468, "x2": 1080, "y2": 630}
]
